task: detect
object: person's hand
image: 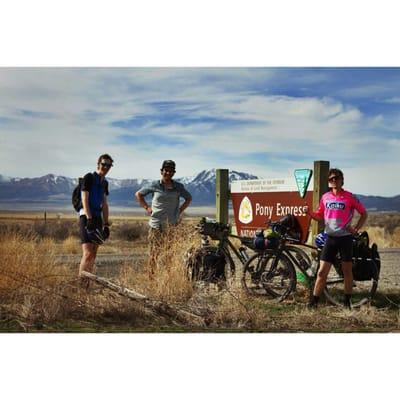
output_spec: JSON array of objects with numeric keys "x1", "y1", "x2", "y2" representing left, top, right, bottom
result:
[
  {"x1": 145, "y1": 206, "x2": 152, "y2": 215},
  {"x1": 86, "y1": 218, "x2": 95, "y2": 231},
  {"x1": 103, "y1": 226, "x2": 110, "y2": 240},
  {"x1": 347, "y1": 226, "x2": 358, "y2": 235}
]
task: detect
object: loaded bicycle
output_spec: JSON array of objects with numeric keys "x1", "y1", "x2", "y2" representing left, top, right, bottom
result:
[
  {"x1": 186, "y1": 217, "x2": 255, "y2": 284},
  {"x1": 241, "y1": 216, "x2": 380, "y2": 308}
]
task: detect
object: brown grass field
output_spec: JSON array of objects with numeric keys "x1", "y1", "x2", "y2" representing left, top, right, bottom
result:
[{"x1": 0, "y1": 211, "x2": 399, "y2": 332}]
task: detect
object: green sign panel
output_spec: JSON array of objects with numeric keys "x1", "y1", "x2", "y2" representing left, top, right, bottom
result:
[{"x1": 294, "y1": 169, "x2": 313, "y2": 198}]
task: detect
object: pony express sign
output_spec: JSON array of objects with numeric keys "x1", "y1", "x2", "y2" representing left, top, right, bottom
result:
[{"x1": 231, "y1": 177, "x2": 313, "y2": 243}]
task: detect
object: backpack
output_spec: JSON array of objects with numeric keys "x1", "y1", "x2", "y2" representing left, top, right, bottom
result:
[
  {"x1": 352, "y1": 232, "x2": 381, "y2": 281},
  {"x1": 72, "y1": 177, "x2": 83, "y2": 212}
]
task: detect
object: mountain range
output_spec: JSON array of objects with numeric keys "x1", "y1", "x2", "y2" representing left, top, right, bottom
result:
[
  {"x1": 0, "y1": 169, "x2": 257, "y2": 208},
  {"x1": 0, "y1": 170, "x2": 399, "y2": 211}
]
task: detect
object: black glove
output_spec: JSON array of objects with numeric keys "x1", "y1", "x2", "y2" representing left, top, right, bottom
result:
[
  {"x1": 86, "y1": 218, "x2": 95, "y2": 231},
  {"x1": 103, "y1": 226, "x2": 110, "y2": 240}
]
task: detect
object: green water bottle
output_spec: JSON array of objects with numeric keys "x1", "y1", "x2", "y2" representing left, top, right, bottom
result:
[{"x1": 296, "y1": 271, "x2": 307, "y2": 284}]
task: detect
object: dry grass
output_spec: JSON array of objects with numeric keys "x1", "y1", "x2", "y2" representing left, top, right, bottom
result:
[
  {"x1": 0, "y1": 233, "x2": 154, "y2": 331},
  {"x1": 118, "y1": 224, "x2": 199, "y2": 303},
  {"x1": 62, "y1": 236, "x2": 81, "y2": 254},
  {"x1": 112, "y1": 221, "x2": 148, "y2": 242},
  {"x1": 365, "y1": 213, "x2": 400, "y2": 248},
  {"x1": 0, "y1": 216, "x2": 399, "y2": 332}
]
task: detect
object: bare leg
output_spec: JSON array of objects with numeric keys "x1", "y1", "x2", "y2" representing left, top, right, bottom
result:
[
  {"x1": 313, "y1": 260, "x2": 333, "y2": 297},
  {"x1": 79, "y1": 243, "x2": 97, "y2": 276},
  {"x1": 341, "y1": 261, "x2": 353, "y2": 295}
]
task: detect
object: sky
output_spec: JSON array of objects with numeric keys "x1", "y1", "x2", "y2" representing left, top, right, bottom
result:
[{"x1": 0, "y1": 67, "x2": 400, "y2": 196}]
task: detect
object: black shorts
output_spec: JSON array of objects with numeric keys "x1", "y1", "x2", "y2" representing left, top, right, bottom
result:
[
  {"x1": 79, "y1": 215, "x2": 103, "y2": 244},
  {"x1": 320, "y1": 235, "x2": 353, "y2": 263}
]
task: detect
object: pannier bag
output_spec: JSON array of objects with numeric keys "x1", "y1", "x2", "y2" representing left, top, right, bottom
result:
[
  {"x1": 197, "y1": 217, "x2": 228, "y2": 240},
  {"x1": 253, "y1": 229, "x2": 280, "y2": 251},
  {"x1": 186, "y1": 246, "x2": 226, "y2": 282},
  {"x1": 352, "y1": 231, "x2": 381, "y2": 281},
  {"x1": 272, "y1": 214, "x2": 302, "y2": 241}
]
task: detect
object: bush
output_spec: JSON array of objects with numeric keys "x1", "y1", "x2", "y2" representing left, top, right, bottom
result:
[
  {"x1": 112, "y1": 222, "x2": 148, "y2": 241},
  {"x1": 0, "y1": 220, "x2": 79, "y2": 242},
  {"x1": 32, "y1": 220, "x2": 78, "y2": 241}
]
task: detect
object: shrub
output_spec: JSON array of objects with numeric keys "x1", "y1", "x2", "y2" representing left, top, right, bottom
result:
[{"x1": 112, "y1": 222, "x2": 148, "y2": 241}]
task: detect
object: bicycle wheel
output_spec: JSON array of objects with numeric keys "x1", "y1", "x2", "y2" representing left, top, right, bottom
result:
[
  {"x1": 323, "y1": 260, "x2": 379, "y2": 308},
  {"x1": 241, "y1": 252, "x2": 274, "y2": 297},
  {"x1": 262, "y1": 253, "x2": 297, "y2": 301},
  {"x1": 242, "y1": 252, "x2": 296, "y2": 301},
  {"x1": 286, "y1": 245, "x2": 312, "y2": 269}
]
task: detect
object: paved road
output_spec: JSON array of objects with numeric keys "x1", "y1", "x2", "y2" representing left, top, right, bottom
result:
[
  {"x1": 56, "y1": 248, "x2": 399, "y2": 289},
  {"x1": 378, "y1": 248, "x2": 399, "y2": 290}
]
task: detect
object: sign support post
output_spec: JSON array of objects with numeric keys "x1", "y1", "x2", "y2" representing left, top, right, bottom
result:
[
  {"x1": 311, "y1": 160, "x2": 330, "y2": 241},
  {"x1": 216, "y1": 169, "x2": 229, "y2": 224}
]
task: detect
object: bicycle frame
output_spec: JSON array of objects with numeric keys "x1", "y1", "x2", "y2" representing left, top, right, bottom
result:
[{"x1": 215, "y1": 233, "x2": 253, "y2": 273}]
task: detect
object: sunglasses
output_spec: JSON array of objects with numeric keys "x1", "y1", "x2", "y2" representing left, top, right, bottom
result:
[
  {"x1": 162, "y1": 169, "x2": 175, "y2": 174},
  {"x1": 328, "y1": 175, "x2": 341, "y2": 182},
  {"x1": 101, "y1": 162, "x2": 113, "y2": 168}
]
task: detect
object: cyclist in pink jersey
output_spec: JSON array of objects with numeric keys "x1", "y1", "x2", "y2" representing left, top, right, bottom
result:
[{"x1": 305, "y1": 168, "x2": 368, "y2": 309}]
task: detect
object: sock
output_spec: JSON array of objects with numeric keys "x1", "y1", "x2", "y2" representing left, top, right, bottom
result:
[{"x1": 344, "y1": 294, "x2": 352, "y2": 303}]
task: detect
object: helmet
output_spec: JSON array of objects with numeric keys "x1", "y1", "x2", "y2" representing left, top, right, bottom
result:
[
  {"x1": 86, "y1": 228, "x2": 105, "y2": 245},
  {"x1": 315, "y1": 232, "x2": 328, "y2": 248}
]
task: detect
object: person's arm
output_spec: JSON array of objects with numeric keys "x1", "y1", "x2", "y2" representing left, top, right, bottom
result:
[
  {"x1": 81, "y1": 173, "x2": 93, "y2": 220},
  {"x1": 135, "y1": 190, "x2": 152, "y2": 215},
  {"x1": 179, "y1": 198, "x2": 192, "y2": 215},
  {"x1": 351, "y1": 211, "x2": 368, "y2": 234},
  {"x1": 304, "y1": 199, "x2": 324, "y2": 221},
  {"x1": 349, "y1": 196, "x2": 368, "y2": 234},
  {"x1": 178, "y1": 186, "x2": 192, "y2": 215},
  {"x1": 82, "y1": 191, "x2": 92, "y2": 219},
  {"x1": 102, "y1": 194, "x2": 110, "y2": 226}
]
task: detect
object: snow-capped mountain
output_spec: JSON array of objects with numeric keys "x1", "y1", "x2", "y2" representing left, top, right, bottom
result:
[
  {"x1": 1, "y1": 170, "x2": 399, "y2": 210},
  {"x1": 0, "y1": 169, "x2": 258, "y2": 206}
]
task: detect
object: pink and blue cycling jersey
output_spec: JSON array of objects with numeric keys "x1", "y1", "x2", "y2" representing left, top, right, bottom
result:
[{"x1": 313, "y1": 190, "x2": 366, "y2": 237}]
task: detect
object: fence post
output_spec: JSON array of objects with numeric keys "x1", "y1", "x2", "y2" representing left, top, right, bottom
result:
[
  {"x1": 216, "y1": 169, "x2": 229, "y2": 224},
  {"x1": 311, "y1": 160, "x2": 330, "y2": 240}
]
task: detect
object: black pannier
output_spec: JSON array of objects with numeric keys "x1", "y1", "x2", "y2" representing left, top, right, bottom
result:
[
  {"x1": 273, "y1": 214, "x2": 302, "y2": 241},
  {"x1": 352, "y1": 231, "x2": 381, "y2": 281},
  {"x1": 253, "y1": 229, "x2": 280, "y2": 251},
  {"x1": 197, "y1": 217, "x2": 228, "y2": 240},
  {"x1": 186, "y1": 246, "x2": 226, "y2": 283}
]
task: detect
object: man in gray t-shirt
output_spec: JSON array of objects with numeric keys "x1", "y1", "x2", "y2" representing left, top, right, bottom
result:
[
  {"x1": 135, "y1": 160, "x2": 192, "y2": 272},
  {"x1": 135, "y1": 160, "x2": 192, "y2": 229}
]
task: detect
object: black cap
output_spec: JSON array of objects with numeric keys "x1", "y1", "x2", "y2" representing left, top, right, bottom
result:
[{"x1": 161, "y1": 160, "x2": 176, "y2": 170}]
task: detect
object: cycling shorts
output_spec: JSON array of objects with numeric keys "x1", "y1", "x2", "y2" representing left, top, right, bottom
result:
[
  {"x1": 320, "y1": 234, "x2": 353, "y2": 263},
  {"x1": 79, "y1": 215, "x2": 103, "y2": 244}
]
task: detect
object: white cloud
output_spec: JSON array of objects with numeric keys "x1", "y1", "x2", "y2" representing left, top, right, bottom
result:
[{"x1": 0, "y1": 68, "x2": 399, "y2": 195}]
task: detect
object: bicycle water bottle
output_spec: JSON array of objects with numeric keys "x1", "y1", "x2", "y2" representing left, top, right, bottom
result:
[
  {"x1": 238, "y1": 246, "x2": 249, "y2": 262},
  {"x1": 296, "y1": 271, "x2": 307, "y2": 284},
  {"x1": 295, "y1": 253, "x2": 313, "y2": 277}
]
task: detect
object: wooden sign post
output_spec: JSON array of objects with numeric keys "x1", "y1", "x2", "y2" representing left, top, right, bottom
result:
[
  {"x1": 216, "y1": 169, "x2": 229, "y2": 224},
  {"x1": 311, "y1": 160, "x2": 330, "y2": 242}
]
